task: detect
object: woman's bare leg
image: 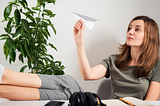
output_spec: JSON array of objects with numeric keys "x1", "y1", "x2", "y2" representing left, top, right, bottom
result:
[
  {"x1": 0, "y1": 85, "x2": 40, "y2": 100},
  {"x1": 1, "y1": 67, "x2": 42, "y2": 88}
]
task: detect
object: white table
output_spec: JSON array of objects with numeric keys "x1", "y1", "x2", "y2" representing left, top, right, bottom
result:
[
  {"x1": 146, "y1": 101, "x2": 160, "y2": 106},
  {"x1": 0, "y1": 99, "x2": 69, "y2": 106},
  {"x1": 0, "y1": 99, "x2": 159, "y2": 106}
]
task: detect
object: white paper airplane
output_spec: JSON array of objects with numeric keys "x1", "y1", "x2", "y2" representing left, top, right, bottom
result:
[{"x1": 72, "y1": 12, "x2": 98, "y2": 30}]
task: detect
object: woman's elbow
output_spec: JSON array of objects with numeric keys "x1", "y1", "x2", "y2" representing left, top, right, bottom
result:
[
  {"x1": 82, "y1": 75, "x2": 92, "y2": 81},
  {"x1": 82, "y1": 77, "x2": 89, "y2": 81}
]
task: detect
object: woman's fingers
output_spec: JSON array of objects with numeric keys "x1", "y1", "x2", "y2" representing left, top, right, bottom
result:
[
  {"x1": 74, "y1": 20, "x2": 81, "y2": 30},
  {"x1": 74, "y1": 19, "x2": 84, "y2": 29},
  {"x1": 73, "y1": 19, "x2": 85, "y2": 37},
  {"x1": 79, "y1": 19, "x2": 85, "y2": 28}
]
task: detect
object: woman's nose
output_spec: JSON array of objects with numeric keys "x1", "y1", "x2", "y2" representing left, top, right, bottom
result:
[{"x1": 128, "y1": 29, "x2": 134, "y2": 35}]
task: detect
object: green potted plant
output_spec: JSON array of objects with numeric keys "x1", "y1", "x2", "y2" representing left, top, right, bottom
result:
[{"x1": 0, "y1": 0, "x2": 65, "y2": 75}]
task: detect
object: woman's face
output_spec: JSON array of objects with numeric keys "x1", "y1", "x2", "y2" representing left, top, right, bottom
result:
[{"x1": 126, "y1": 20, "x2": 145, "y2": 47}]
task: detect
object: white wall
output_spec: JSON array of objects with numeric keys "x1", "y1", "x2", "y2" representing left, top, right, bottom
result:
[{"x1": 0, "y1": 0, "x2": 160, "y2": 93}]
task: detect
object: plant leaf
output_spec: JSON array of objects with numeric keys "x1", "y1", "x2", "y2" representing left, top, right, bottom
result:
[
  {"x1": 46, "y1": 19, "x2": 56, "y2": 35},
  {"x1": 9, "y1": 49, "x2": 16, "y2": 62},
  {"x1": 20, "y1": 65, "x2": 27, "y2": 72},
  {"x1": 14, "y1": 9, "x2": 21, "y2": 27},
  {"x1": 31, "y1": 7, "x2": 41, "y2": 12},
  {"x1": 21, "y1": 19, "x2": 29, "y2": 31},
  {"x1": 15, "y1": 25, "x2": 22, "y2": 34},
  {"x1": 3, "y1": 42, "x2": 9, "y2": 60},
  {"x1": 8, "y1": 2, "x2": 20, "y2": 6},
  {"x1": 49, "y1": 43, "x2": 57, "y2": 51},
  {"x1": 38, "y1": 60, "x2": 44, "y2": 66},
  {"x1": 9, "y1": 58, "x2": 12, "y2": 64},
  {"x1": 4, "y1": 27, "x2": 12, "y2": 33},
  {"x1": 42, "y1": 29, "x2": 48, "y2": 39},
  {"x1": 55, "y1": 61, "x2": 61, "y2": 67},
  {"x1": 7, "y1": 17, "x2": 13, "y2": 28},
  {"x1": 32, "y1": 66, "x2": 39, "y2": 70},
  {"x1": 10, "y1": 33, "x2": 17, "y2": 38},
  {"x1": 28, "y1": 59, "x2": 32, "y2": 69},
  {"x1": 23, "y1": 12, "x2": 35, "y2": 23},
  {"x1": 19, "y1": 42, "x2": 26, "y2": 57},
  {"x1": 18, "y1": 1, "x2": 25, "y2": 8},
  {"x1": 36, "y1": 0, "x2": 43, "y2": 7},
  {"x1": 45, "y1": 0, "x2": 56, "y2": 5},
  {"x1": 43, "y1": 9, "x2": 56, "y2": 17},
  {"x1": 41, "y1": 21, "x2": 49, "y2": 27},
  {"x1": 26, "y1": 7, "x2": 36, "y2": 15},
  {"x1": 45, "y1": 28, "x2": 51, "y2": 37},
  {"x1": 31, "y1": 55, "x2": 37, "y2": 63},
  {"x1": 24, "y1": 41, "x2": 32, "y2": 57},
  {"x1": 19, "y1": 53, "x2": 24, "y2": 63},
  {"x1": 29, "y1": 22, "x2": 35, "y2": 27},
  {"x1": 4, "y1": 4, "x2": 12, "y2": 20},
  {"x1": 50, "y1": 24, "x2": 56, "y2": 35},
  {"x1": 36, "y1": 17, "x2": 41, "y2": 23},
  {"x1": 0, "y1": 34, "x2": 9, "y2": 40},
  {"x1": 6, "y1": 38, "x2": 15, "y2": 51},
  {"x1": 47, "y1": 54, "x2": 54, "y2": 60},
  {"x1": 52, "y1": 0, "x2": 56, "y2": 5},
  {"x1": 0, "y1": 34, "x2": 9, "y2": 37},
  {"x1": 1, "y1": 37, "x2": 9, "y2": 40},
  {"x1": 22, "y1": 0, "x2": 28, "y2": 7}
]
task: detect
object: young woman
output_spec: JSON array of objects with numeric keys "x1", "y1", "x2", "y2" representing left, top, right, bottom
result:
[
  {"x1": 0, "y1": 16, "x2": 160, "y2": 101},
  {"x1": 73, "y1": 16, "x2": 160, "y2": 101}
]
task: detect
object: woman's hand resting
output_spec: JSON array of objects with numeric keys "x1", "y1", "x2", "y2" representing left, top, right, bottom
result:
[{"x1": 73, "y1": 19, "x2": 85, "y2": 45}]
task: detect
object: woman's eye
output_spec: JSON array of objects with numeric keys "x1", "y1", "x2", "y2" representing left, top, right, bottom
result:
[
  {"x1": 135, "y1": 28, "x2": 140, "y2": 31},
  {"x1": 128, "y1": 28, "x2": 131, "y2": 31}
]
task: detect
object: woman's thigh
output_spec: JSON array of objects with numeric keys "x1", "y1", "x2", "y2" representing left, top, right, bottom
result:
[
  {"x1": 39, "y1": 89, "x2": 70, "y2": 100},
  {"x1": 39, "y1": 74, "x2": 83, "y2": 94}
]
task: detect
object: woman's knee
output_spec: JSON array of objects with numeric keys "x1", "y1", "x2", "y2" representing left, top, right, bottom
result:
[{"x1": 1, "y1": 67, "x2": 12, "y2": 84}]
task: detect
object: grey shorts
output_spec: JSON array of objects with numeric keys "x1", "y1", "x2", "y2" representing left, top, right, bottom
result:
[{"x1": 38, "y1": 74, "x2": 83, "y2": 100}]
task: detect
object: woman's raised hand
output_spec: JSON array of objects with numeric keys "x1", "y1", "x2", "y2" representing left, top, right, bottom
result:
[
  {"x1": 73, "y1": 19, "x2": 107, "y2": 80},
  {"x1": 73, "y1": 19, "x2": 85, "y2": 45}
]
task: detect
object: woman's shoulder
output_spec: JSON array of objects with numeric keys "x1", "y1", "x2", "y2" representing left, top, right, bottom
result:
[
  {"x1": 103, "y1": 54, "x2": 117, "y2": 63},
  {"x1": 154, "y1": 59, "x2": 160, "y2": 68},
  {"x1": 148, "y1": 59, "x2": 160, "y2": 76},
  {"x1": 109, "y1": 54, "x2": 117, "y2": 59},
  {"x1": 147, "y1": 59, "x2": 160, "y2": 82},
  {"x1": 109, "y1": 54, "x2": 117, "y2": 61},
  {"x1": 102, "y1": 54, "x2": 117, "y2": 61},
  {"x1": 101, "y1": 54, "x2": 117, "y2": 64}
]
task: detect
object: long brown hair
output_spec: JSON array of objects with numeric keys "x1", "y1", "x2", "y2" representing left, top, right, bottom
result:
[{"x1": 115, "y1": 16, "x2": 159, "y2": 78}]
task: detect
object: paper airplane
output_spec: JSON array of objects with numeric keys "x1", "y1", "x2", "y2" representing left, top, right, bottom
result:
[{"x1": 72, "y1": 12, "x2": 98, "y2": 30}]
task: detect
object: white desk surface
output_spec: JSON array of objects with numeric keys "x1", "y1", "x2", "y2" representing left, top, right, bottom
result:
[
  {"x1": 0, "y1": 99, "x2": 69, "y2": 106},
  {"x1": 0, "y1": 99, "x2": 159, "y2": 106},
  {"x1": 146, "y1": 101, "x2": 160, "y2": 106}
]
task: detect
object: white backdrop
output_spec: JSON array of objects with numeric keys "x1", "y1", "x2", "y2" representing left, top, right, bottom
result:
[{"x1": 0, "y1": 0, "x2": 160, "y2": 93}]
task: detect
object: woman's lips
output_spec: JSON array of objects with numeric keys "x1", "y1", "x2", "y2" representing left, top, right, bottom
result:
[{"x1": 127, "y1": 37, "x2": 133, "y2": 40}]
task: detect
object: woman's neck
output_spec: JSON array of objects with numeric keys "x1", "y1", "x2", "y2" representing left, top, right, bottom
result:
[{"x1": 129, "y1": 46, "x2": 142, "y2": 66}]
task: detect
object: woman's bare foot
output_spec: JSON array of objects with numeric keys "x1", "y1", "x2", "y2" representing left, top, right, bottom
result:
[{"x1": 0, "y1": 64, "x2": 4, "y2": 83}]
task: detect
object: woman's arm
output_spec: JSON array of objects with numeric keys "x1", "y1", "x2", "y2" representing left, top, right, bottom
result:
[
  {"x1": 145, "y1": 81, "x2": 160, "y2": 101},
  {"x1": 73, "y1": 20, "x2": 108, "y2": 80}
]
